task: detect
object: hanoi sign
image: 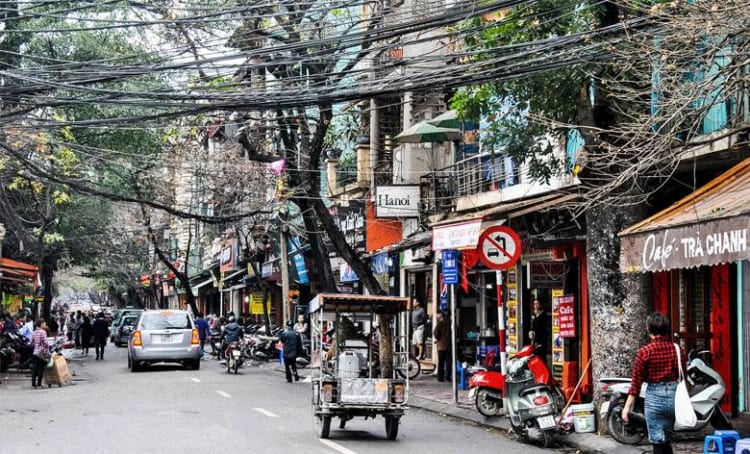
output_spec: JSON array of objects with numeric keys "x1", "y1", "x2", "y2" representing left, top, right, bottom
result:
[{"x1": 478, "y1": 226, "x2": 522, "y2": 270}]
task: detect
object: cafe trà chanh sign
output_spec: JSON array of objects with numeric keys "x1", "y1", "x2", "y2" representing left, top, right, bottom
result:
[{"x1": 620, "y1": 216, "x2": 749, "y2": 273}]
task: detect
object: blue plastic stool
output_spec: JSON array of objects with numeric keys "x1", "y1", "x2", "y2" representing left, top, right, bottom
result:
[
  {"x1": 735, "y1": 438, "x2": 750, "y2": 454},
  {"x1": 705, "y1": 430, "x2": 740, "y2": 454},
  {"x1": 456, "y1": 361, "x2": 468, "y2": 390}
]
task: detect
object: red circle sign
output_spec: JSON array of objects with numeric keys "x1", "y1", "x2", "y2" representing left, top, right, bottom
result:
[{"x1": 477, "y1": 226, "x2": 522, "y2": 270}]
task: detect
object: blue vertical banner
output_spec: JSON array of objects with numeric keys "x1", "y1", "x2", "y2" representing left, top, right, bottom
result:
[
  {"x1": 441, "y1": 250, "x2": 459, "y2": 285},
  {"x1": 288, "y1": 237, "x2": 309, "y2": 284}
]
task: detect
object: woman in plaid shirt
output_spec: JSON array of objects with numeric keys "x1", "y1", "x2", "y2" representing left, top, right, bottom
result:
[
  {"x1": 622, "y1": 312, "x2": 681, "y2": 454},
  {"x1": 30, "y1": 319, "x2": 49, "y2": 389}
]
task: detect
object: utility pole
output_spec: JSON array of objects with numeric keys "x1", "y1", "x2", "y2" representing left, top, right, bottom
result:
[{"x1": 280, "y1": 222, "x2": 290, "y2": 324}]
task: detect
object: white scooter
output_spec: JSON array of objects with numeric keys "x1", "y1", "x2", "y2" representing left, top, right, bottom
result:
[{"x1": 599, "y1": 349, "x2": 732, "y2": 444}]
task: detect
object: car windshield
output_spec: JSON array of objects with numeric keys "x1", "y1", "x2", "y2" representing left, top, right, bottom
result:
[
  {"x1": 122, "y1": 317, "x2": 137, "y2": 327},
  {"x1": 140, "y1": 312, "x2": 192, "y2": 330}
]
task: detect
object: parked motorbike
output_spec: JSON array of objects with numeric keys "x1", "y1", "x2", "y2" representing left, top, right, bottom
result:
[
  {"x1": 0, "y1": 331, "x2": 34, "y2": 371},
  {"x1": 469, "y1": 334, "x2": 560, "y2": 448},
  {"x1": 248, "y1": 334, "x2": 280, "y2": 366},
  {"x1": 469, "y1": 338, "x2": 563, "y2": 419},
  {"x1": 600, "y1": 349, "x2": 732, "y2": 445}
]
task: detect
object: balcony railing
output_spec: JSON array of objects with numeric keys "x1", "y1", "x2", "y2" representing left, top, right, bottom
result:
[{"x1": 420, "y1": 153, "x2": 521, "y2": 217}]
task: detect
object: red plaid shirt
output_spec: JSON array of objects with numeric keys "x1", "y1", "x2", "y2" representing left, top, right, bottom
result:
[{"x1": 629, "y1": 336, "x2": 683, "y2": 396}]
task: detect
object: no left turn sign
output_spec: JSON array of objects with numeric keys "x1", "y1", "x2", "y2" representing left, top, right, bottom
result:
[{"x1": 477, "y1": 226, "x2": 522, "y2": 270}]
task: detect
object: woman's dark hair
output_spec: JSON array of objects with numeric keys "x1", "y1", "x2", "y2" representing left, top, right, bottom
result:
[{"x1": 647, "y1": 312, "x2": 670, "y2": 337}]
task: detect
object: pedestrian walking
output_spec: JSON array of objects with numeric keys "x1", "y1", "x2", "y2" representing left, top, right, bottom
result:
[
  {"x1": 622, "y1": 312, "x2": 683, "y2": 454},
  {"x1": 433, "y1": 310, "x2": 451, "y2": 382},
  {"x1": 30, "y1": 319, "x2": 49, "y2": 389},
  {"x1": 279, "y1": 321, "x2": 301, "y2": 382},
  {"x1": 194, "y1": 312, "x2": 210, "y2": 358},
  {"x1": 80, "y1": 315, "x2": 93, "y2": 356},
  {"x1": 411, "y1": 299, "x2": 426, "y2": 360},
  {"x1": 65, "y1": 314, "x2": 75, "y2": 342},
  {"x1": 74, "y1": 311, "x2": 83, "y2": 348},
  {"x1": 92, "y1": 313, "x2": 109, "y2": 360}
]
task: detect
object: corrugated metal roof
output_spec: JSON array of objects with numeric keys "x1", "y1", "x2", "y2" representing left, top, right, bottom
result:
[{"x1": 621, "y1": 157, "x2": 750, "y2": 236}]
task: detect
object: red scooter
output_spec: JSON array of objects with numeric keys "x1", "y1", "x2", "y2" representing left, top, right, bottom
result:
[{"x1": 468, "y1": 340, "x2": 560, "y2": 417}]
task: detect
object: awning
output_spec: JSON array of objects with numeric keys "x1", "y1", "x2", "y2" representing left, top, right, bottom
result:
[
  {"x1": 190, "y1": 278, "x2": 214, "y2": 294},
  {"x1": 0, "y1": 257, "x2": 39, "y2": 284},
  {"x1": 620, "y1": 157, "x2": 750, "y2": 273},
  {"x1": 221, "y1": 268, "x2": 245, "y2": 283}
]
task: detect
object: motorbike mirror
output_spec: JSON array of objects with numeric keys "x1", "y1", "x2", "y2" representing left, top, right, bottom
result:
[{"x1": 528, "y1": 330, "x2": 536, "y2": 340}]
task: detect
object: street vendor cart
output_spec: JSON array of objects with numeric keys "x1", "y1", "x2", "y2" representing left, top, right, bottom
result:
[{"x1": 309, "y1": 293, "x2": 411, "y2": 440}]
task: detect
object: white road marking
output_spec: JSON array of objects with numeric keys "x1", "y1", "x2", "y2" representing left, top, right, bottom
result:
[
  {"x1": 215, "y1": 390, "x2": 231, "y2": 398},
  {"x1": 253, "y1": 408, "x2": 279, "y2": 418},
  {"x1": 189, "y1": 378, "x2": 201, "y2": 383},
  {"x1": 320, "y1": 439, "x2": 359, "y2": 454}
]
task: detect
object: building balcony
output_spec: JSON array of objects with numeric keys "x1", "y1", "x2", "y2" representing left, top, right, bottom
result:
[{"x1": 419, "y1": 152, "x2": 575, "y2": 221}]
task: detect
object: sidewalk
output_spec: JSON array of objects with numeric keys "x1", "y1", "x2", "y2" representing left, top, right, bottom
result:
[{"x1": 407, "y1": 374, "x2": 708, "y2": 454}]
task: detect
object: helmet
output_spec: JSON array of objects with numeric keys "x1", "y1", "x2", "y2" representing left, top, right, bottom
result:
[
  {"x1": 286, "y1": 320, "x2": 293, "y2": 328},
  {"x1": 228, "y1": 316, "x2": 236, "y2": 323}
]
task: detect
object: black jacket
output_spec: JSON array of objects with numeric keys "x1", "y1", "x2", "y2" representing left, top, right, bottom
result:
[
  {"x1": 279, "y1": 328, "x2": 300, "y2": 359},
  {"x1": 222, "y1": 322, "x2": 243, "y2": 343},
  {"x1": 92, "y1": 318, "x2": 109, "y2": 339}
]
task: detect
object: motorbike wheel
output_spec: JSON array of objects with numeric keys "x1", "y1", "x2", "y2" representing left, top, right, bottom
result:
[
  {"x1": 396, "y1": 356, "x2": 421, "y2": 380},
  {"x1": 476, "y1": 388, "x2": 503, "y2": 417},
  {"x1": 385, "y1": 416, "x2": 400, "y2": 440},
  {"x1": 606, "y1": 399, "x2": 645, "y2": 444},
  {"x1": 249, "y1": 350, "x2": 262, "y2": 367},
  {"x1": 233, "y1": 360, "x2": 239, "y2": 374},
  {"x1": 226, "y1": 358, "x2": 232, "y2": 373},
  {"x1": 541, "y1": 429, "x2": 555, "y2": 448},
  {"x1": 710, "y1": 408, "x2": 733, "y2": 430},
  {"x1": 317, "y1": 416, "x2": 331, "y2": 439}
]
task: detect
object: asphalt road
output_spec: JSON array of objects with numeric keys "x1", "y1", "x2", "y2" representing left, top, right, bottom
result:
[{"x1": 1, "y1": 346, "x2": 576, "y2": 454}]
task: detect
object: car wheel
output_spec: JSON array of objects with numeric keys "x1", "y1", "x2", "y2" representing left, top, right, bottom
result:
[
  {"x1": 191, "y1": 359, "x2": 200, "y2": 370},
  {"x1": 131, "y1": 360, "x2": 142, "y2": 372}
]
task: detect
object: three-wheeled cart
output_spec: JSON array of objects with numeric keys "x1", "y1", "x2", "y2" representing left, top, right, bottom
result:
[{"x1": 309, "y1": 293, "x2": 411, "y2": 440}]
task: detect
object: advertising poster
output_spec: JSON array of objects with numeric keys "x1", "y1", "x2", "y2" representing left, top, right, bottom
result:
[
  {"x1": 558, "y1": 294, "x2": 576, "y2": 338},
  {"x1": 506, "y1": 272, "x2": 518, "y2": 353},
  {"x1": 249, "y1": 293, "x2": 271, "y2": 315},
  {"x1": 551, "y1": 289, "x2": 565, "y2": 381}
]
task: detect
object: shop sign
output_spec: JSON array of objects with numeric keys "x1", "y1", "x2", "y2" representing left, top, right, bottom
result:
[
  {"x1": 441, "y1": 250, "x2": 459, "y2": 284},
  {"x1": 249, "y1": 293, "x2": 271, "y2": 315},
  {"x1": 375, "y1": 185, "x2": 420, "y2": 218},
  {"x1": 557, "y1": 294, "x2": 576, "y2": 338},
  {"x1": 432, "y1": 220, "x2": 483, "y2": 251},
  {"x1": 220, "y1": 245, "x2": 234, "y2": 273},
  {"x1": 620, "y1": 216, "x2": 749, "y2": 272}
]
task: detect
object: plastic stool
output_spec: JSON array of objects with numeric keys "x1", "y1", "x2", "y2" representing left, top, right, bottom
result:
[
  {"x1": 705, "y1": 430, "x2": 740, "y2": 454},
  {"x1": 456, "y1": 361, "x2": 468, "y2": 390},
  {"x1": 735, "y1": 438, "x2": 750, "y2": 454}
]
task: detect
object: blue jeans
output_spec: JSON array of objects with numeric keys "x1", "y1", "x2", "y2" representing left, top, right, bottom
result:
[{"x1": 645, "y1": 381, "x2": 676, "y2": 444}]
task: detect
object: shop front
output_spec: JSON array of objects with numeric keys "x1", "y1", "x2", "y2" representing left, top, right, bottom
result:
[{"x1": 620, "y1": 157, "x2": 750, "y2": 415}]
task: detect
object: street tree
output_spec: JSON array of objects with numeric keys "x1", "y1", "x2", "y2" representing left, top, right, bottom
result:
[{"x1": 450, "y1": 0, "x2": 750, "y2": 381}]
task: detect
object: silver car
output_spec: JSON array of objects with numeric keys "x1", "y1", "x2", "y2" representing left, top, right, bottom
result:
[{"x1": 127, "y1": 310, "x2": 200, "y2": 371}]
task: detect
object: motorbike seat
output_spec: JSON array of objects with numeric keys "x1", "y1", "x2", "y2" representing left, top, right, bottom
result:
[
  {"x1": 519, "y1": 384, "x2": 551, "y2": 397},
  {"x1": 257, "y1": 335, "x2": 278, "y2": 341}
]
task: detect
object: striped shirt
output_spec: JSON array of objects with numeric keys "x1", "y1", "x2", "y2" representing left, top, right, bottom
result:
[{"x1": 31, "y1": 328, "x2": 48, "y2": 356}]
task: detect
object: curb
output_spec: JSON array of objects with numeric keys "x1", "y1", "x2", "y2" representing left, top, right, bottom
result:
[{"x1": 406, "y1": 394, "x2": 642, "y2": 454}]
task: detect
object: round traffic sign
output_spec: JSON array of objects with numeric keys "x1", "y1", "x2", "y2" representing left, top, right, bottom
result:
[{"x1": 477, "y1": 226, "x2": 522, "y2": 270}]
